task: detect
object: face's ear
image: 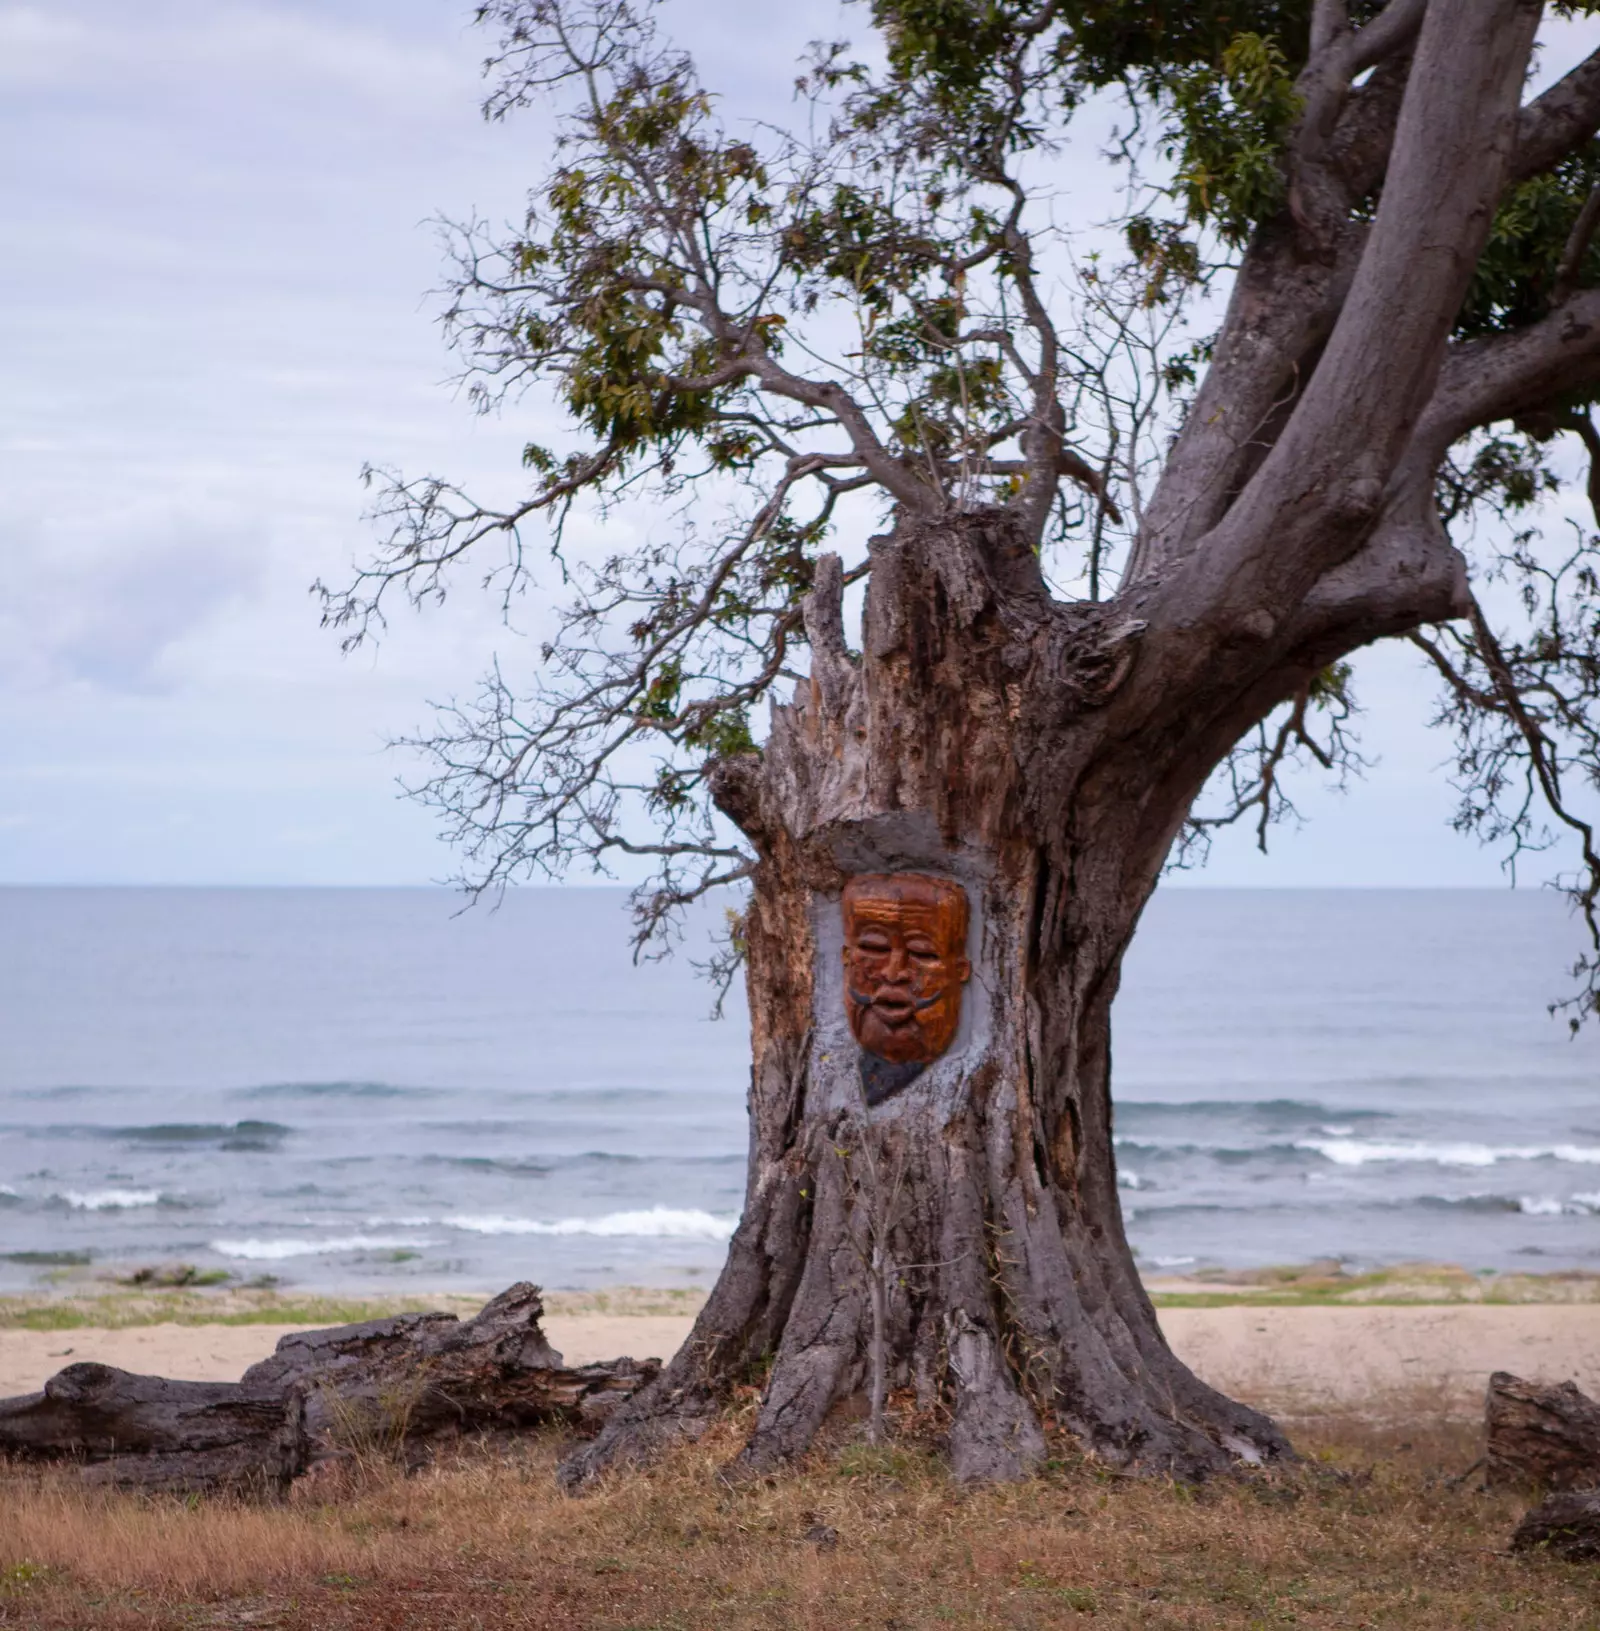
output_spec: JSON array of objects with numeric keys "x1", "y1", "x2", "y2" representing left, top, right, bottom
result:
[{"x1": 954, "y1": 956, "x2": 972, "y2": 983}]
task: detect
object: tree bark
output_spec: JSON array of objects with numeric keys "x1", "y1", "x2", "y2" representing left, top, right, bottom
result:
[
  {"x1": 1511, "y1": 1490, "x2": 1600, "y2": 1560},
  {"x1": 560, "y1": 514, "x2": 1294, "y2": 1489},
  {"x1": 0, "y1": 1284, "x2": 655, "y2": 1494},
  {"x1": 1486, "y1": 1370, "x2": 1600, "y2": 1491}
]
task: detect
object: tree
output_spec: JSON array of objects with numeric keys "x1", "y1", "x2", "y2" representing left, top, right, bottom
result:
[{"x1": 320, "y1": 0, "x2": 1600, "y2": 1484}]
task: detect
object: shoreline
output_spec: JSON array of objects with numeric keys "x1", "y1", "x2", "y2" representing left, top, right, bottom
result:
[
  {"x1": 3, "y1": 1264, "x2": 1600, "y2": 1412},
  {"x1": 3, "y1": 1257, "x2": 1598, "y2": 1333},
  {"x1": 5, "y1": 1301, "x2": 1599, "y2": 1414}
]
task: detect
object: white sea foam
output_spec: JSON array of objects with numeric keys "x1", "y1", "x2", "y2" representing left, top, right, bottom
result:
[
  {"x1": 1517, "y1": 1193, "x2": 1600, "y2": 1216},
  {"x1": 1118, "y1": 1170, "x2": 1144, "y2": 1191},
  {"x1": 210, "y1": 1235, "x2": 436, "y2": 1260},
  {"x1": 1297, "y1": 1137, "x2": 1600, "y2": 1169},
  {"x1": 364, "y1": 1215, "x2": 433, "y2": 1228},
  {"x1": 445, "y1": 1206, "x2": 736, "y2": 1241},
  {"x1": 1147, "y1": 1255, "x2": 1197, "y2": 1269},
  {"x1": 59, "y1": 1188, "x2": 161, "y2": 1210}
]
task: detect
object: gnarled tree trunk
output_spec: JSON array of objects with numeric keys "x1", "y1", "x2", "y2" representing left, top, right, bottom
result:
[
  {"x1": 561, "y1": 513, "x2": 1292, "y2": 1488},
  {"x1": 560, "y1": 0, "x2": 1551, "y2": 1487}
]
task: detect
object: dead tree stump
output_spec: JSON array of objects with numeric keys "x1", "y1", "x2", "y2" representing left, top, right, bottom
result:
[
  {"x1": 1486, "y1": 1370, "x2": 1600, "y2": 1491},
  {"x1": 0, "y1": 1283, "x2": 655, "y2": 1494}
]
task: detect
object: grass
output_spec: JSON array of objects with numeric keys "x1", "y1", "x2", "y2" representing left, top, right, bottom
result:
[
  {"x1": 1, "y1": 1402, "x2": 1594, "y2": 1629},
  {"x1": 1144, "y1": 1261, "x2": 1600, "y2": 1308},
  {"x1": 2, "y1": 1265, "x2": 1595, "y2": 1333},
  {"x1": 0, "y1": 1291, "x2": 489, "y2": 1333},
  {"x1": 0, "y1": 1283, "x2": 713, "y2": 1332}
]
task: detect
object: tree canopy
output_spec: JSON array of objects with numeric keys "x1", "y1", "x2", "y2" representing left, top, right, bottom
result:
[{"x1": 321, "y1": 0, "x2": 1600, "y2": 1016}]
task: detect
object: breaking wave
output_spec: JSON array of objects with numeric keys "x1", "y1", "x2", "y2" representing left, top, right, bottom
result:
[
  {"x1": 210, "y1": 1234, "x2": 437, "y2": 1260},
  {"x1": 57, "y1": 1188, "x2": 163, "y2": 1211},
  {"x1": 444, "y1": 1206, "x2": 736, "y2": 1241},
  {"x1": 1296, "y1": 1137, "x2": 1600, "y2": 1168}
]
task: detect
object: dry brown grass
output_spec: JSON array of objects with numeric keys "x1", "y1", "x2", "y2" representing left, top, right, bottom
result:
[{"x1": 1, "y1": 1403, "x2": 1594, "y2": 1630}]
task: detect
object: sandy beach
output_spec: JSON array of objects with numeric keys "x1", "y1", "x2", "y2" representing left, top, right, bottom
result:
[{"x1": 5, "y1": 1302, "x2": 1599, "y2": 1412}]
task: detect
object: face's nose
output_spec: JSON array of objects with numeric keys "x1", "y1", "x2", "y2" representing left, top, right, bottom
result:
[{"x1": 881, "y1": 943, "x2": 910, "y2": 982}]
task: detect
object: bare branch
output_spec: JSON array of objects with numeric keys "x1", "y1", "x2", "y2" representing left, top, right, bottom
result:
[{"x1": 1554, "y1": 183, "x2": 1600, "y2": 305}]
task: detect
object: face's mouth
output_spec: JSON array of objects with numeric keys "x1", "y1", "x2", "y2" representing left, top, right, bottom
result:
[{"x1": 849, "y1": 987, "x2": 940, "y2": 1024}]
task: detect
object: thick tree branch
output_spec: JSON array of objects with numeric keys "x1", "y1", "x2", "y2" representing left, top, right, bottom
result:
[
  {"x1": 1128, "y1": 55, "x2": 1412, "y2": 581},
  {"x1": 1177, "y1": 0, "x2": 1540, "y2": 620},
  {"x1": 1294, "y1": 0, "x2": 1425, "y2": 167},
  {"x1": 1513, "y1": 45, "x2": 1600, "y2": 184},
  {"x1": 1410, "y1": 287, "x2": 1600, "y2": 467}
]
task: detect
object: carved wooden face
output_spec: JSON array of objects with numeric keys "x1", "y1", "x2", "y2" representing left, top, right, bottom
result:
[{"x1": 841, "y1": 873, "x2": 971, "y2": 1065}]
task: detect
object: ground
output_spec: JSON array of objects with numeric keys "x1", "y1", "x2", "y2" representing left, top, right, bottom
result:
[
  {"x1": 4, "y1": 1270, "x2": 1599, "y2": 1627},
  {"x1": 1, "y1": 1403, "x2": 1594, "y2": 1628}
]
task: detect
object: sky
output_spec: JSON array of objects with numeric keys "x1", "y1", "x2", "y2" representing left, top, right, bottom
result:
[{"x1": 0, "y1": 0, "x2": 1594, "y2": 889}]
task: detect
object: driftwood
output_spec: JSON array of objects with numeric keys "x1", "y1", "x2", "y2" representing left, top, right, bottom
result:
[
  {"x1": 0, "y1": 1283, "x2": 656, "y2": 1494},
  {"x1": 1485, "y1": 1370, "x2": 1600, "y2": 1491},
  {"x1": 1511, "y1": 1491, "x2": 1600, "y2": 1561}
]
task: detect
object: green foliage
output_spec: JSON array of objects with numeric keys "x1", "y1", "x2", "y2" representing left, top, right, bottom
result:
[
  {"x1": 1459, "y1": 147, "x2": 1600, "y2": 337},
  {"x1": 872, "y1": 2, "x2": 1325, "y2": 244},
  {"x1": 1125, "y1": 216, "x2": 1203, "y2": 307},
  {"x1": 1441, "y1": 433, "x2": 1560, "y2": 524},
  {"x1": 1306, "y1": 660, "x2": 1353, "y2": 711},
  {"x1": 1163, "y1": 32, "x2": 1302, "y2": 245},
  {"x1": 1060, "y1": 0, "x2": 1325, "y2": 83}
]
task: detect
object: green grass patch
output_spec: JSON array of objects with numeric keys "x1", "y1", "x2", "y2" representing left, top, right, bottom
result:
[{"x1": 0, "y1": 1292, "x2": 488, "y2": 1332}]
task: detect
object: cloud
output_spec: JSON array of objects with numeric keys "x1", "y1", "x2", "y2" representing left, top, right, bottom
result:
[
  {"x1": 0, "y1": 0, "x2": 1571, "y2": 886},
  {"x1": 0, "y1": 501, "x2": 265, "y2": 693}
]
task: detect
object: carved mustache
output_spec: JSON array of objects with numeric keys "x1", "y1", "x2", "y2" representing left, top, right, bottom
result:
[{"x1": 848, "y1": 986, "x2": 943, "y2": 1016}]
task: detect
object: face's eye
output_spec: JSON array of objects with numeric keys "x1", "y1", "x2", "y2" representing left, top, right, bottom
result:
[
  {"x1": 905, "y1": 938, "x2": 940, "y2": 963},
  {"x1": 855, "y1": 930, "x2": 892, "y2": 954}
]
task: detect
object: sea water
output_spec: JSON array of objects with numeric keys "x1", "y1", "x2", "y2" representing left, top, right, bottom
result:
[{"x1": 0, "y1": 886, "x2": 1596, "y2": 1292}]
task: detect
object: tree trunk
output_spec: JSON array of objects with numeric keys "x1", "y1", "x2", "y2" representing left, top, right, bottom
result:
[{"x1": 560, "y1": 511, "x2": 1293, "y2": 1488}]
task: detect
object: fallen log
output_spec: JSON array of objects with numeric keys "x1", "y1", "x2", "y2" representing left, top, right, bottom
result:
[
  {"x1": 0, "y1": 1283, "x2": 656, "y2": 1494},
  {"x1": 0, "y1": 1365, "x2": 301, "y2": 1494},
  {"x1": 1511, "y1": 1490, "x2": 1600, "y2": 1561},
  {"x1": 1486, "y1": 1370, "x2": 1600, "y2": 1491}
]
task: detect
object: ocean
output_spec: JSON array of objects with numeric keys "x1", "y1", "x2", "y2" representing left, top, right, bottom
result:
[{"x1": 0, "y1": 886, "x2": 1596, "y2": 1293}]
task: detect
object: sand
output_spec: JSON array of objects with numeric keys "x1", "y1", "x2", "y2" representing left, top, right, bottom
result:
[{"x1": 5, "y1": 1304, "x2": 1599, "y2": 1412}]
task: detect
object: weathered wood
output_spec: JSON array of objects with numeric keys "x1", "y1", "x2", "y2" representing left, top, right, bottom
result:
[
  {"x1": 1511, "y1": 1490, "x2": 1600, "y2": 1560},
  {"x1": 0, "y1": 1283, "x2": 656, "y2": 1494},
  {"x1": 1486, "y1": 1370, "x2": 1600, "y2": 1491},
  {"x1": 0, "y1": 1365, "x2": 303, "y2": 1495}
]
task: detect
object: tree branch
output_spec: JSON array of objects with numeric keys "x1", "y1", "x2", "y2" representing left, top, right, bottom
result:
[
  {"x1": 1410, "y1": 287, "x2": 1600, "y2": 468},
  {"x1": 1128, "y1": 54, "x2": 1412, "y2": 582},
  {"x1": 1554, "y1": 183, "x2": 1600, "y2": 304},
  {"x1": 1173, "y1": 0, "x2": 1541, "y2": 619},
  {"x1": 1513, "y1": 45, "x2": 1600, "y2": 185}
]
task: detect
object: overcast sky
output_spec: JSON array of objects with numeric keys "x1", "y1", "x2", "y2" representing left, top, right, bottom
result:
[{"x1": 1, "y1": 0, "x2": 1594, "y2": 889}]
